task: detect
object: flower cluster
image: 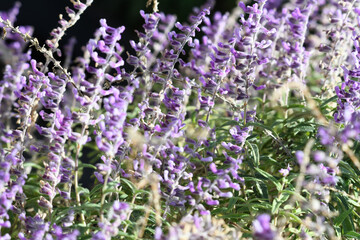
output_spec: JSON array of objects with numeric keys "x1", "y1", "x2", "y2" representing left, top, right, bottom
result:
[
  {"x1": 1, "y1": 0, "x2": 360, "y2": 239},
  {"x1": 92, "y1": 201, "x2": 129, "y2": 239}
]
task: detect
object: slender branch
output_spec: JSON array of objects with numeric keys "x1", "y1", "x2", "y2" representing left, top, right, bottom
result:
[
  {"x1": 0, "y1": 17, "x2": 84, "y2": 96},
  {"x1": 100, "y1": 171, "x2": 111, "y2": 222}
]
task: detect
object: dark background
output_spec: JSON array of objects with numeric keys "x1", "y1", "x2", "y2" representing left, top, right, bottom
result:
[{"x1": 1, "y1": 0, "x2": 238, "y2": 57}]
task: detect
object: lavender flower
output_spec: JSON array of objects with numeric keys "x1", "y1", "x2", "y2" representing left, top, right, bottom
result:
[
  {"x1": 253, "y1": 214, "x2": 276, "y2": 240},
  {"x1": 279, "y1": 164, "x2": 291, "y2": 177},
  {"x1": 92, "y1": 201, "x2": 129, "y2": 239},
  {"x1": 156, "y1": 214, "x2": 239, "y2": 239}
]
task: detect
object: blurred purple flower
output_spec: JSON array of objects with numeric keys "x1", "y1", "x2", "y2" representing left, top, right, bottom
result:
[
  {"x1": 253, "y1": 214, "x2": 276, "y2": 240},
  {"x1": 279, "y1": 164, "x2": 291, "y2": 177}
]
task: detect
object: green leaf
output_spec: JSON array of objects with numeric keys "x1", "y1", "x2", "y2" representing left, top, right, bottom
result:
[
  {"x1": 218, "y1": 213, "x2": 251, "y2": 219},
  {"x1": 334, "y1": 207, "x2": 354, "y2": 226},
  {"x1": 336, "y1": 195, "x2": 355, "y2": 233},
  {"x1": 247, "y1": 142, "x2": 260, "y2": 167},
  {"x1": 247, "y1": 121, "x2": 279, "y2": 138},
  {"x1": 24, "y1": 162, "x2": 43, "y2": 170},
  {"x1": 228, "y1": 197, "x2": 238, "y2": 210},
  {"x1": 339, "y1": 161, "x2": 359, "y2": 180},
  {"x1": 255, "y1": 168, "x2": 282, "y2": 192},
  {"x1": 281, "y1": 190, "x2": 307, "y2": 202},
  {"x1": 293, "y1": 125, "x2": 315, "y2": 133},
  {"x1": 345, "y1": 231, "x2": 360, "y2": 239},
  {"x1": 121, "y1": 178, "x2": 137, "y2": 194},
  {"x1": 287, "y1": 104, "x2": 305, "y2": 109},
  {"x1": 271, "y1": 193, "x2": 290, "y2": 214},
  {"x1": 260, "y1": 156, "x2": 281, "y2": 166},
  {"x1": 89, "y1": 184, "x2": 103, "y2": 198},
  {"x1": 78, "y1": 163, "x2": 97, "y2": 169},
  {"x1": 76, "y1": 203, "x2": 101, "y2": 211},
  {"x1": 320, "y1": 95, "x2": 337, "y2": 108},
  {"x1": 279, "y1": 211, "x2": 302, "y2": 224},
  {"x1": 251, "y1": 203, "x2": 272, "y2": 210},
  {"x1": 347, "y1": 199, "x2": 360, "y2": 208}
]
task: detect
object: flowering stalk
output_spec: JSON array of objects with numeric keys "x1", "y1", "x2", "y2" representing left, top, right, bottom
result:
[
  {"x1": 71, "y1": 19, "x2": 125, "y2": 223},
  {"x1": 238, "y1": 0, "x2": 268, "y2": 125},
  {"x1": 0, "y1": 17, "x2": 82, "y2": 95},
  {"x1": 46, "y1": 0, "x2": 94, "y2": 51}
]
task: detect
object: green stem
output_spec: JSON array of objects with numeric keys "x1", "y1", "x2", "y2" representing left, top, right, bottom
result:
[
  {"x1": 100, "y1": 171, "x2": 111, "y2": 222},
  {"x1": 74, "y1": 143, "x2": 86, "y2": 226}
]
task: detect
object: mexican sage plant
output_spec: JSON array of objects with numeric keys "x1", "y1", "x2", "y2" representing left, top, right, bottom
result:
[{"x1": 1, "y1": 0, "x2": 360, "y2": 239}]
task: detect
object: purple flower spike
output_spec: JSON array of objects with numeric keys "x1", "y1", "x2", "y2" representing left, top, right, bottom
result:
[{"x1": 253, "y1": 214, "x2": 276, "y2": 240}]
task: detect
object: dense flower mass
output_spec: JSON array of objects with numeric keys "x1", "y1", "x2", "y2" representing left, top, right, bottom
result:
[{"x1": 1, "y1": 0, "x2": 360, "y2": 239}]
